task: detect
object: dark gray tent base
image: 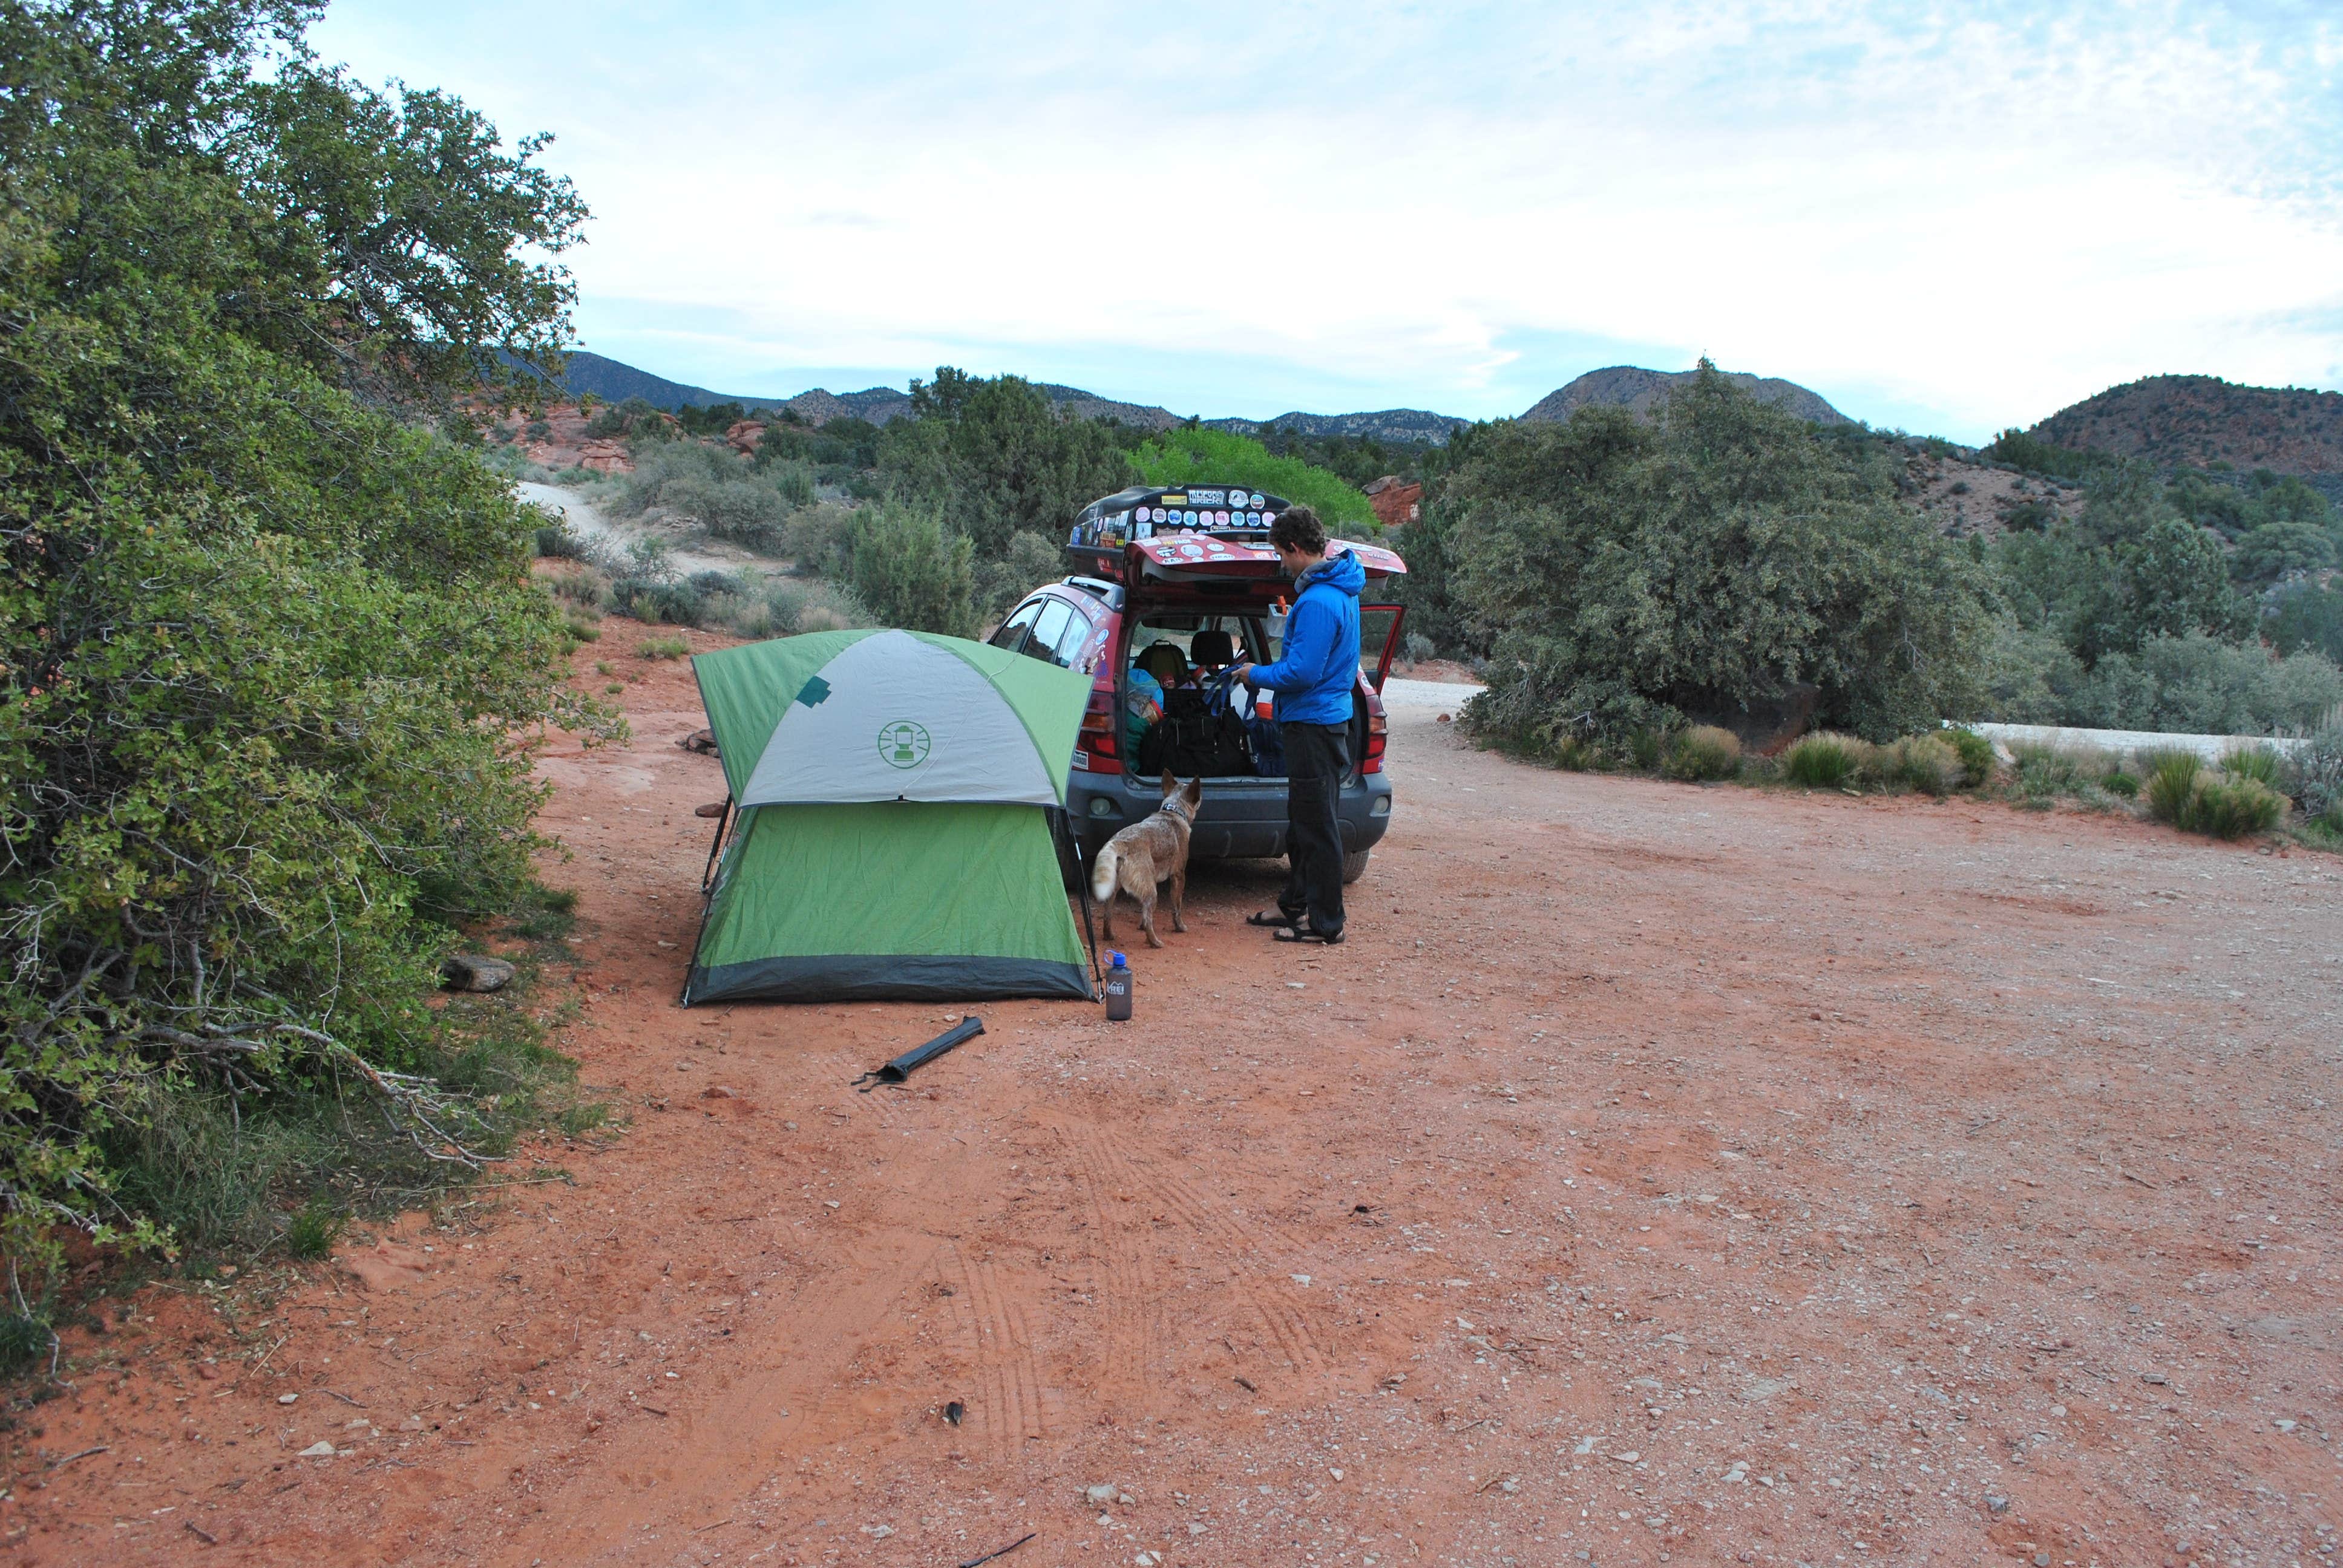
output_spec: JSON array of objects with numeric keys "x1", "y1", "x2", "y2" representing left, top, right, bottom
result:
[{"x1": 684, "y1": 954, "x2": 1093, "y2": 1005}]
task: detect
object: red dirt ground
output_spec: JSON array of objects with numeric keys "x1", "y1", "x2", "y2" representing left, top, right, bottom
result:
[{"x1": 8, "y1": 627, "x2": 2342, "y2": 1568}]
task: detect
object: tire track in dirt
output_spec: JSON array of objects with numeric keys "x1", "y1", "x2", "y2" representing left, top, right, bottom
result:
[
  {"x1": 939, "y1": 1241, "x2": 1057, "y2": 1452},
  {"x1": 1056, "y1": 1122, "x2": 1167, "y2": 1411},
  {"x1": 479, "y1": 1233, "x2": 937, "y2": 1568},
  {"x1": 1133, "y1": 1152, "x2": 1334, "y2": 1374}
]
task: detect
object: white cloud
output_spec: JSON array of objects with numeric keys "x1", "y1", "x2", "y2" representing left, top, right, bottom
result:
[{"x1": 312, "y1": 0, "x2": 2343, "y2": 438}]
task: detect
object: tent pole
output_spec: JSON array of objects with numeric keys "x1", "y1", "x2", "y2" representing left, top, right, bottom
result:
[
  {"x1": 700, "y1": 797, "x2": 733, "y2": 895},
  {"x1": 1055, "y1": 808, "x2": 1104, "y2": 998}
]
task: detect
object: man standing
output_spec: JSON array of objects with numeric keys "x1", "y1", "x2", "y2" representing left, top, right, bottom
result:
[{"x1": 1231, "y1": 505, "x2": 1363, "y2": 945}]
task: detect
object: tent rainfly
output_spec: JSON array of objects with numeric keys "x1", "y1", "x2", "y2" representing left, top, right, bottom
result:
[{"x1": 681, "y1": 628, "x2": 1096, "y2": 1004}]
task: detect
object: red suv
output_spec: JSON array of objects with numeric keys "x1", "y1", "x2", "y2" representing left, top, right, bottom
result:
[{"x1": 987, "y1": 484, "x2": 1407, "y2": 880}]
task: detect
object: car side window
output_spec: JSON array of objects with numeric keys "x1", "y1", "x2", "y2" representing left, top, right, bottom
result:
[
  {"x1": 1048, "y1": 606, "x2": 1094, "y2": 668},
  {"x1": 1025, "y1": 598, "x2": 1074, "y2": 664},
  {"x1": 991, "y1": 599, "x2": 1041, "y2": 653}
]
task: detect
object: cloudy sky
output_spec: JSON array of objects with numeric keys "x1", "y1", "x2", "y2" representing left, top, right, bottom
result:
[{"x1": 310, "y1": 0, "x2": 2343, "y2": 441}]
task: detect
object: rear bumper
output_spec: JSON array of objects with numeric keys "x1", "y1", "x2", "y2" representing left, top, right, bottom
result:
[{"x1": 1069, "y1": 766, "x2": 1391, "y2": 863}]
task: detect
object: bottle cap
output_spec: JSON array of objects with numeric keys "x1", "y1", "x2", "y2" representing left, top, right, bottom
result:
[{"x1": 1109, "y1": 952, "x2": 1127, "y2": 967}]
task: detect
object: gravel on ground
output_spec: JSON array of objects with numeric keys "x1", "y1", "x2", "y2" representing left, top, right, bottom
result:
[{"x1": 12, "y1": 625, "x2": 2340, "y2": 1568}]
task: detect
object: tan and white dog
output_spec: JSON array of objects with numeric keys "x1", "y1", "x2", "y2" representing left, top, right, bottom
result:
[{"x1": 1090, "y1": 773, "x2": 1201, "y2": 948}]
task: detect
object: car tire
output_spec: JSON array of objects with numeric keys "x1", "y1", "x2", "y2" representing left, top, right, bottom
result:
[{"x1": 1341, "y1": 848, "x2": 1371, "y2": 885}]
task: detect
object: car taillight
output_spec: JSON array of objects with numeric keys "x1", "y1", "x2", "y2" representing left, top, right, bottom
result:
[
  {"x1": 1362, "y1": 701, "x2": 1389, "y2": 774},
  {"x1": 1075, "y1": 688, "x2": 1122, "y2": 773}
]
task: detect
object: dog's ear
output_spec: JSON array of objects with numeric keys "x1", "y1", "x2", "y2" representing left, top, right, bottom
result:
[
  {"x1": 1159, "y1": 770, "x2": 1177, "y2": 798},
  {"x1": 1181, "y1": 776, "x2": 1201, "y2": 809}
]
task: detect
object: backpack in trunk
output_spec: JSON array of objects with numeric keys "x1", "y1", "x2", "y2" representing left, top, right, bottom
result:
[{"x1": 1136, "y1": 684, "x2": 1254, "y2": 777}]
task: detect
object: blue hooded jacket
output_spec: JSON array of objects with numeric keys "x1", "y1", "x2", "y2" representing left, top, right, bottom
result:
[{"x1": 1247, "y1": 548, "x2": 1366, "y2": 726}]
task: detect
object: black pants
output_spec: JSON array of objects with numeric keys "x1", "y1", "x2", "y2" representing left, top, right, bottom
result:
[{"x1": 1279, "y1": 721, "x2": 1350, "y2": 936}]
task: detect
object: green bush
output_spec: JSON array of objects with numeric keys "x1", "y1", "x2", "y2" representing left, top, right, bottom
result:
[
  {"x1": 0, "y1": 1307, "x2": 51, "y2": 1376},
  {"x1": 2009, "y1": 740, "x2": 2109, "y2": 801},
  {"x1": 637, "y1": 635, "x2": 690, "y2": 660},
  {"x1": 1784, "y1": 732, "x2": 1864, "y2": 788},
  {"x1": 597, "y1": 439, "x2": 811, "y2": 552},
  {"x1": 2144, "y1": 751, "x2": 2204, "y2": 825},
  {"x1": 2191, "y1": 777, "x2": 2286, "y2": 838},
  {"x1": 610, "y1": 578, "x2": 706, "y2": 626},
  {"x1": 761, "y1": 577, "x2": 873, "y2": 636},
  {"x1": 1889, "y1": 734, "x2": 1961, "y2": 795},
  {"x1": 2267, "y1": 583, "x2": 2343, "y2": 664},
  {"x1": 1450, "y1": 365, "x2": 1991, "y2": 748},
  {"x1": 877, "y1": 369, "x2": 1138, "y2": 560},
  {"x1": 2220, "y1": 745, "x2": 2285, "y2": 789},
  {"x1": 2072, "y1": 634, "x2": 2343, "y2": 736},
  {"x1": 0, "y1": 2, "x2": 612, "y2": 1267},
  {"x1": 2102, "y1": 769, "x2": 2139, "y2": 798},
  {"x1": 2286, "y1": 721, "x2": 2343, "y2": 820},
  {"x1": 783, "y1": 501, "x2": 860, "y2": 578},
  {"x1": 286, "y1": 1195, "x2": 347, "y2": 1260},
  {"x1": 1941, "y1": 727, "x2": 1997, "y2": 787},
  {"x1": 848, "y1": 501, "x2": 979, "y2": 636},
  {"x1": 1663, "y1": 725, "x2": 1743, "y2": 781},
  {"x1": 976, "y1": 531, "x2": 1071, "y2": 622},
  {"x1": 1131, "y1": 426, "x2": 1380, "y2": 534}
]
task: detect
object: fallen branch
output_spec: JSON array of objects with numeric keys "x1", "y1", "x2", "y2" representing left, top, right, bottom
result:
[
  {"x1": 958, "y1": 1533, "x2": 1037, "y2": 1568},
  {"x1": 139, "y1": 1019, "x2": 501, "y2": 1169}
]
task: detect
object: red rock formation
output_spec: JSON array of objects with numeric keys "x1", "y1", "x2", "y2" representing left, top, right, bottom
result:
[{"x1": 1365, "y1": 475, "x2": 1421, "y2": 528}]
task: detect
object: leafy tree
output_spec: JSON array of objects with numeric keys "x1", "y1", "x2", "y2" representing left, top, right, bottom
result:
[
  {"x1": 977, "y1": 532, "x2": 1069, "y2": 622},
  {"x1": 2232, "y1": 520, "x2": 2336, "y2": 586},
  {"x1": 2072, "y1": 515, "x2": 2252, "y2": 660},
  {"x1": 1130, "y1": 427, "x2": 1380, "y2": 534},
  {"x1": 0, "y1": 0, "x2": 604, "y2": 1263},
  {"x1": 878, "y1": 369, "x2": 1136, "y2": 561},
  {"x1": 2267, "y1": 582, "x2": 2343, "y2": 665},
  {"x1": 1443, "y1": 365, "x2": 1991, "y2": 745},
  {"x1": 847, "y1": 501, "x2": 979, "y2": 637}
]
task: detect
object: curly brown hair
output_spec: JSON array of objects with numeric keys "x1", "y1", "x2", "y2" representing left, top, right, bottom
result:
[{"x1": 1268, "y1": 504, "x2": 1326, "y2": 556}]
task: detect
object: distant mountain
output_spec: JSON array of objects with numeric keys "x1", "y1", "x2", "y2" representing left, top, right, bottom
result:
[
  {"x1": 513, "y1": 351, "x2": 1472, "y2": 443},
  {"x1": 1522, "y1": 365, "x2": 1848, "y2": 426},
  {"x1": 1207, "y1": 408, "x2": 1470, "y2": 445},
  {"x1": 508, "y1": 351, "x2": 910, "y2": 424},
  {"x1": 2025, "y1": 374, "x2": 2343, "y2": 475},
  {"x1": 510, "y1": 350, "x2": 742, "y2": 410}
]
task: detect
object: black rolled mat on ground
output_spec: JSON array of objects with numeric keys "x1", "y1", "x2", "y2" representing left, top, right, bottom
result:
[{"x1": 855, "y1": 1016, "x2": 985, "y2": 1091}]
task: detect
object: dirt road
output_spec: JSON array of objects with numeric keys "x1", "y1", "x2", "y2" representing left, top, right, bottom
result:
[{"x1": 13, "y1": 630, "x2": 2342, "y2": 1567}]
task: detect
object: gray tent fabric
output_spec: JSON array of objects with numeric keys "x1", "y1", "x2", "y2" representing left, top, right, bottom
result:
[{"x1": 737, "y1": 630, "x2": 1062, "y2": 808}]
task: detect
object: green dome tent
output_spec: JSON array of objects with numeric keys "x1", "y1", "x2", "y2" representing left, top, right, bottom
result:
[{"x1": 682, "y1": 628, "x2": 1096, "y2": 1004}]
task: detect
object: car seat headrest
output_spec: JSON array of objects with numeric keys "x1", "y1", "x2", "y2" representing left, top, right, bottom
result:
[
  {"x1": 1135, "y1": 643, "x2": 1188, "y2": 686},
  {"x1": 1190, "y1": 629, "x2": 1234, "y2": 666}
]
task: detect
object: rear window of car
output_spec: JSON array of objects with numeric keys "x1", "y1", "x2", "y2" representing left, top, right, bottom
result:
[
  {"x1": 991, "y1": 599, "x2": 1041, "y2": 652},
  {"x1": 1027, "y1": 599, "x2": 1074, "y2": 661}
]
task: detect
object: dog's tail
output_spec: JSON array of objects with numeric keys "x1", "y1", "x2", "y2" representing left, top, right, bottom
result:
[{"x1": 1089, "y1": 843, "x2": 1120, "y2": 903}]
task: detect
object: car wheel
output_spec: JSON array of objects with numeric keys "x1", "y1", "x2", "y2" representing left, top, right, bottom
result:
[{"x1": 1341, "y1": 848, "x2": 1371, "y2": 884}]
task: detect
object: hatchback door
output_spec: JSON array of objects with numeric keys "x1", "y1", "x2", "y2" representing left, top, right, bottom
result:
[{"x1": 1358, "y1": 603, "x2": 1407, "y2": 693}]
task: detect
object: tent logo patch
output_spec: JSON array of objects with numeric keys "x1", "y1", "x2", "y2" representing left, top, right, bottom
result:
[
  {"x1": 876, "y1": 720, "x2": 931, "y2": 769},
  {"x1": 795, "y1": 675, "x2": 832, "y2": 708}
]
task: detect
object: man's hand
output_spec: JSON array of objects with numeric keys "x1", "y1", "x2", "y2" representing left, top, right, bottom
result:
[{"x1": 1230, "y1": 662, "x2": 1254, "y2": 685}]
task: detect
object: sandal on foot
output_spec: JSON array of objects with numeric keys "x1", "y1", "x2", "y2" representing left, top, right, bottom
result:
[
  {"x1": 1273, "y1": 925, "x2": 1345, "y2": 944},
  {"x1": 1246, "y1": 910, "x2": 1302, "y2": 929}
]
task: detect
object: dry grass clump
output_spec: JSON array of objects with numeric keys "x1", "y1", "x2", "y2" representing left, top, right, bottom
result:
[
  {"x1": 1886, "y1": 734, "x2": 1961, "y2": 796},
  {"x1": 1663, "y1": 725, "x2": 1743, "y2": 782}
]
